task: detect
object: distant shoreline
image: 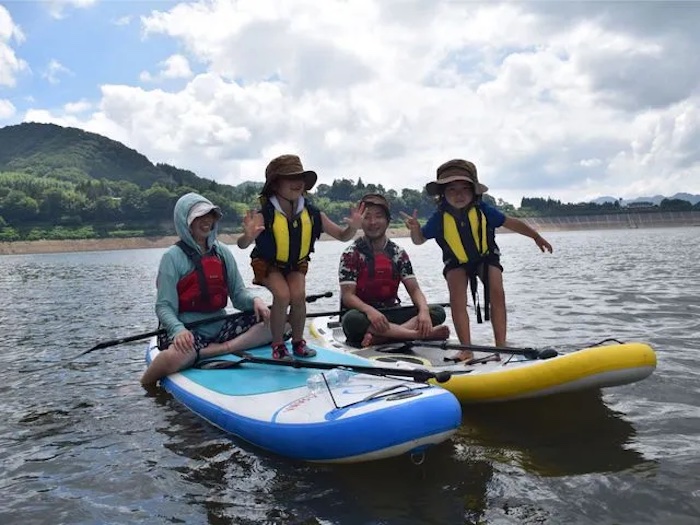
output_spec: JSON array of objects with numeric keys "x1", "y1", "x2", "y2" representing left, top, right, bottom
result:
[
  {"x1": 1, "y1": 214, "x2": 698, "y2": 255},
  {"x1": 0, "y1": 228, "x2": 411, "y2": 255}
]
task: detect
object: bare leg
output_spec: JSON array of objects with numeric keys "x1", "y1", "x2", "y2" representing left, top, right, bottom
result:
[
  {"x1": 264, "y1": 271, "x2": 291, "y2": 343},
  {"x1": 286, "y1": 271, "x2": 307, "y2": 341},
  {"x1": 198, "y1": 322, "x2": 273, "y2": 360},
  {"x1": 488, "y1": 266, "x2": 507, "y2": 347},
  {"x1": 446, "y1": 268, "x2": 472, "y2": 361},
  {"x1": 141, "y1": 345, "x2": 196, "y2": 386},
  {"x1": 362, "y1": 324, "x2": 450, "y2": 347}
]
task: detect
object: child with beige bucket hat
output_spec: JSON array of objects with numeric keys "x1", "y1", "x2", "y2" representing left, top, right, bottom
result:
[{"x1": 402, "y1": 159, "x2": 553, "y2": 361}]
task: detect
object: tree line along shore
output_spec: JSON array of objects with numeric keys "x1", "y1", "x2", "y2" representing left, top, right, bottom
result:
[
  {"x1": 2, "y1": 212, "x2": 698, "y2": 256},
  {"x1": 3, "y1": 122, "x2": 699, "y2": 251}
]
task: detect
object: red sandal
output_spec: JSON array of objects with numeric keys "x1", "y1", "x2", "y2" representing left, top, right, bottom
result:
[
  {"x1": 292, "y1": 339, "x2": 316, "y2": 358},
  {"x1": 271, "y1": 342, "x2": 291, "y2": 360}
]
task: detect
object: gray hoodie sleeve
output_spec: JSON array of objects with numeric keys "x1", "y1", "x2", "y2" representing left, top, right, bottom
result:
[
  {"x1": 155, "y1": 250, "x2": 187, "y2": 338},
  {"x1": 219, "y1": 243, "x2": 256, "y2": 312}
]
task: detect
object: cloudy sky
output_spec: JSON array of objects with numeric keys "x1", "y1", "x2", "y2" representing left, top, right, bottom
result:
[{"x1": 1, "y1": 0, "x2": 699, "y2": 205}]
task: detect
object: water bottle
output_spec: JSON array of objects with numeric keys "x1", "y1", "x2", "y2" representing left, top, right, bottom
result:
[
  {"x1": 306, "y1": 373, "x2": 325, "y2": 395},
  {"x1": 325, "y1": 368, "x2": 352, "y2": 386}
]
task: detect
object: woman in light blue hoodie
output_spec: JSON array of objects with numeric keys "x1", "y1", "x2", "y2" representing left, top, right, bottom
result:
[{"x1": 141, "y1": 192, "x2": 272, "y2": 385}]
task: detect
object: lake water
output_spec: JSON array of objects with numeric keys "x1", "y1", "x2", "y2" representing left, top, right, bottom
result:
[{"x1": 1, "y1": 227, "x2": 699, "y2": 525}]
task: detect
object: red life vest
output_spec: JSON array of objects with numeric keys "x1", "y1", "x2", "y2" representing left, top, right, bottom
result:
[
  {"x1": 355, "y1": 239, "x2": 401, "y2": 307},
  {"x1": 175, "y1": 241, "x2": 229, "y2": 313}
]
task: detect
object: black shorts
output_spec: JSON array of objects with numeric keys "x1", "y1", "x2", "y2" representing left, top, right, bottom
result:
[{"x1": 443, "y1": 258, "x2": 503, "y2": 280}]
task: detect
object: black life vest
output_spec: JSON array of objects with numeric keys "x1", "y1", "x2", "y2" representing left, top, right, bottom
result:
[
  {"x1": 354, "y1": 238, "x2": 401, "y2": 308},
  {"x1": 175, "y1": 241, "x2": 228, "y2": 313}
]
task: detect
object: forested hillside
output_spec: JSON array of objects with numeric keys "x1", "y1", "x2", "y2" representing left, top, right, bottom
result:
[{"x1": 0, "y1": 123, "x2": 697, "y2": 242}]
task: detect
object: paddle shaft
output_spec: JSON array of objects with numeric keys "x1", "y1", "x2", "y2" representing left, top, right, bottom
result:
[
  {"x1": 200, "y1": 355, "x2": 452, "y2": 383},
  {"x1": 84, "y1": 291, "x2": 333, "y2": 355},
  {"x1": 411, "y1": 340, "x2": 544, "y2": 359}
]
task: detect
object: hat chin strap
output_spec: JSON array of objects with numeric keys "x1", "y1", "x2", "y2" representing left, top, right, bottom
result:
[{"x1": 278, "y1": 194, "x2": 297, "y2": 207}]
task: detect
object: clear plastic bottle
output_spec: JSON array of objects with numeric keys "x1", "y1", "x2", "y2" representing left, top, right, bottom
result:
[
  {"x1": 326, "y1": 368, "x2": 352, "y2": 386},
  {"x1": 306, "y1": 373, "x2": 325, "y2": 395}
]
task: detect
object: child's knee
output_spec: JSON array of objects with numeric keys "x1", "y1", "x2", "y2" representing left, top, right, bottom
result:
[
  {"x1": 272, "y1": 287, "x2": 291, "y2": 305},
  {"x1": 289, "y1": 286, "x2": 306, "y2": 305}
]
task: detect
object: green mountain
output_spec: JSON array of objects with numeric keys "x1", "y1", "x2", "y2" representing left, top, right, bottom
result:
[
  {"x1": 0, "y1": 122, "x2": 182, "y2": 188},
  {"x1": 1, "y1": 122, "x2": 697, "y2": 244}
]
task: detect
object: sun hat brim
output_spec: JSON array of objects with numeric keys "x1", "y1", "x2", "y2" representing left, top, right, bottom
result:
[
  {"x1": 425, "y1": 175, "x2": 488, "y2": 196},
  {"x1": 187, "y1": 202, "x2": 223, "y2": 226}
]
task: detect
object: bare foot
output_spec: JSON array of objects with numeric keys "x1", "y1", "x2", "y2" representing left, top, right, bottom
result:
[
  {"x1": 425, "y1": 325, "x2": 450, "y2": 341},
  {"x1": 455, "y1": 350, "x2": 473, "y2": 362}
]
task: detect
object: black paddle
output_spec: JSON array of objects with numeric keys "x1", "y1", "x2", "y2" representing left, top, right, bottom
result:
[
  {"x1": 305, "y1": 302, "x2": 451, "y2": 319},
  {"x1": 80, "y1": 291, "x2": 334, "y2": 358},
  {"x1": 404, "y1": 340, "x2": 558, "y2": 360},
  {"x1": 196, "y1": 355, "x2": 452, "y2": 384}
]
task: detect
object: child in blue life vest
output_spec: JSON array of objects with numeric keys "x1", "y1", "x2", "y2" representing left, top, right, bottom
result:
[
  {"x1": 402, "y1": 159, "x2": 553, "y2": 361},
  {"x1": 237, "y1": 154, "x2": 364, "y2": 360},
  {"x1": 141, "y1": 192, "x2": 272, "y2": 386}
]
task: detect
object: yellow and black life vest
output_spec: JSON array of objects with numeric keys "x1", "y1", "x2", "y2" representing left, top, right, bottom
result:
[
  {"x1": 436, "y1": 203, "x2": 498, "y2": 323},
  {"x1": 252, "y1": 199, "x2": 323, "y2": 270}
]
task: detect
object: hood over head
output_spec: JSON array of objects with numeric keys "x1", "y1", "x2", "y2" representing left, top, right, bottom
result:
[{"x1": 174, "y1": 192, "x2": 222, "y2": 251}]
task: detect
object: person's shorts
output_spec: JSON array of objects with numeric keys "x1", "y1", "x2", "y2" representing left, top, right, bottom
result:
[
  {"x1": 251, "y1": 257, "x2": 309, "y2": 285},
  {"x1": 160, "y1": 313, "x2": 258, "y2": 361},
  {"x1": 443, "y1": 258, "x2": 503, "y2": 281}
]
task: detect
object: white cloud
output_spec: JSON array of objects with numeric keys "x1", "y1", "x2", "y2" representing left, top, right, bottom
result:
[
  {"x1": 140, "y1": 54, "x2": 193, "y2": 83},
  {"x1": 0, "y1": 98, "x2": 15, "y2": 119},
  {"x1": 47, "y1": 0, "x2": 98, "y2": 20},
  {"x1": 21, "y1": 0, "x2": 700, "y2": 204},
  {"x1": 0, "y1": 5, "x2": 28, "y2": 87},
  {"x1": 0, "y1": 5, "x2": 24, "y2": 43},
  {"x1": 63, "y1": 99, "x2": 92, "y2": 113},
  {"x1": 42, "y1": 59, "x2": 72, "y2": 84},
  {"x1": 113, "y1": 15, "x2": 132, "y2": 26}
]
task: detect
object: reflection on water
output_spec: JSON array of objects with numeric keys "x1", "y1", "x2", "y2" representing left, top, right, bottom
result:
[
  {"x1": 459, "y1": 391, "x2": 654, "y2": 477},
  {"x1": 152, "y1": 383, "x2": 494, "y2": 525}
]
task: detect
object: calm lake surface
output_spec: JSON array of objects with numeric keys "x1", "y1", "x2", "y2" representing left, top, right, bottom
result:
[{"x1": 1, "y1": 227, "x2": 699, "y2": 525}]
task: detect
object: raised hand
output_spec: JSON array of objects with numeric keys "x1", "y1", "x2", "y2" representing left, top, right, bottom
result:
[
  {"x1": 242, "y1": 210, "x2": 265, "y2": 240},
  {"x1": 343, "y1": 201, "x2": 366, "y2": 230},
  {"x1": 399, "y1": 209, "x2": 420, "y2": 232}
]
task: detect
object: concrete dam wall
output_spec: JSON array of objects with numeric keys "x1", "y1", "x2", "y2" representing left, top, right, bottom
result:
[{"x1": 518, "y1": 210, "x2": 700, "y2": 232}]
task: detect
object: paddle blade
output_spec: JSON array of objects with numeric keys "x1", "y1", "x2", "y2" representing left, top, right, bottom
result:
[
  {"x1": 307, "y1": 291, "x2": 333, "y2": 303},
  {"x1": 433, "y1": 371, "x2": 452, "y2": 383},
  {"x1": 538, "y1": 348, "x2": 559, "y2": 359}
]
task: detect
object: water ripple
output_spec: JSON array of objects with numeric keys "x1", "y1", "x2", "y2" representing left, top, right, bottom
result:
[{"x1": 1, "y1": 229, "x2": 699, "y2": 524}]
